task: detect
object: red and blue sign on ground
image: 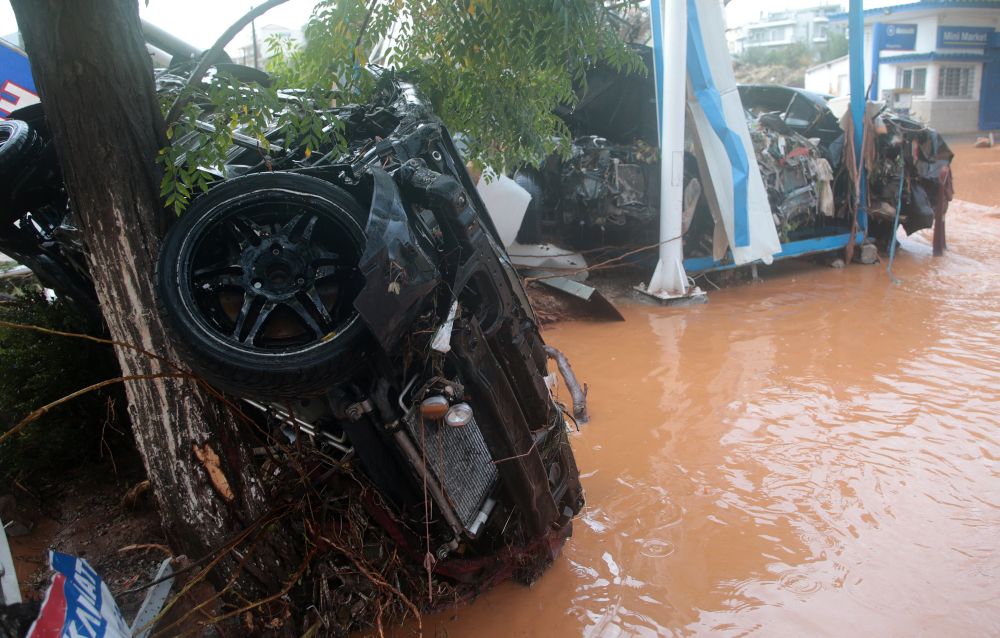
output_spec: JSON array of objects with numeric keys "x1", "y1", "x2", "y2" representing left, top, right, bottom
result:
[
  {"x1": 26, "y1": 552, "x2": 131, "y2": 638},
  {"x1": 0, "y1": 37, "x2": 39, "y2": 119}
]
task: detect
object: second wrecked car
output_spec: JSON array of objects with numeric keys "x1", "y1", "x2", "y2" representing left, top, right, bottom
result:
[{"x1": 515, "y1": 47, "x2": 953, "y2": 264}]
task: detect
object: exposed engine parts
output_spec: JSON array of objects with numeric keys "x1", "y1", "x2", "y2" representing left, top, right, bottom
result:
[{"x1": 518, "y1": 65, "x2": 953, "y2": 264}]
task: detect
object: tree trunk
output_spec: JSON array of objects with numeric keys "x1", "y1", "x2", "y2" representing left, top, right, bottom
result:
[{"x1": 10, "y1": 0, "x2": 289, "y2": 587}]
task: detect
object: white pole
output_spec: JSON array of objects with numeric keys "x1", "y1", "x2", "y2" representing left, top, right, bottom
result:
[{"x1": 646, "y1": 0, "x2": 690, "y2": 298}]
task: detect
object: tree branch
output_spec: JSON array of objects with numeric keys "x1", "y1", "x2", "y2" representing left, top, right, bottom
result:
[
  {"x1": 0, "y1": 373, "x2": 191, "y2": 445},
  {"x1": 165, "y1": 0, "x2": 290, "y2": 125}
]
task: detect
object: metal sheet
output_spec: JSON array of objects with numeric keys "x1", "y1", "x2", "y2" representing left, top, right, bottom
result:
[
  {"x1": 685, "y1": 0, "x2": 781, "y2": 267},
  {"x1": 537, "y1": 276, "x2": 625, "y2": 322},
  {"x1": 130, "y1": 558, "x2": 175, "y2": 638},
  {"x1": 0, "y1": 519, "x2": 21, "y2": 604}
]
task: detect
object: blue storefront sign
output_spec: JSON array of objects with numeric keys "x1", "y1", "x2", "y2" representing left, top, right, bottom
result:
[
  {"x1": 881, "y1": 23, "x2": 918, "y2": 51},
  {"x1": 938, "y1": 25, "x2": 995, "y2": 49},
  {"x1": 869, "y1": 23, "x2": 918, "y2": 99},
  {"x1": 0, "y1": 38, "x2": 39, "y2": 119}
]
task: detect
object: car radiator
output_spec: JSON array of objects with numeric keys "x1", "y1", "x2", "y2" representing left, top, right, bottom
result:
[{"x1": 405, "y1": 415, "x2": 498, "y2": 534}]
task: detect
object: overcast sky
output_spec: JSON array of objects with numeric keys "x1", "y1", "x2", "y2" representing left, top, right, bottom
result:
[{"x1": 0, "y1": 0, "x2": 907, "y2": 51}]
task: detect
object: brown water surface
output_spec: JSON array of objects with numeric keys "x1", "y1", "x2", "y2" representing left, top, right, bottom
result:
[{"x1": 420, "y1": 199, "x2": 1000, "y2": 636}]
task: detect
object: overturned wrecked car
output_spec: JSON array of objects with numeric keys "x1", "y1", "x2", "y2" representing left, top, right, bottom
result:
[
  {"x1": 0, "y1": 62, "x2": 584, "y2": 603},
  {"x1": 156, "y1": 71, "x2": 586, "y2": 582}
]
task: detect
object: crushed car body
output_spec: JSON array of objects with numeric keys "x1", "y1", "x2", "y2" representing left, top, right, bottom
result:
[
  {"x1": 0, "y1": 60, "x2": 584, "y2": 596},
  {"x1": 517, "y1": 47, "x2": 953, "y2": 266}
]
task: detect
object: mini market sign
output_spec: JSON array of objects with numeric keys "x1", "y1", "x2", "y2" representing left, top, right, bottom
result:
[{"x1": 937, "y1": 25, "x2": 995, "y2": 49}]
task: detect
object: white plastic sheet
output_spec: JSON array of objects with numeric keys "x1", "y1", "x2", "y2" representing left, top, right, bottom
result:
[{"x1": 476, "y1": 174, "x2": 530, "y2": 249}]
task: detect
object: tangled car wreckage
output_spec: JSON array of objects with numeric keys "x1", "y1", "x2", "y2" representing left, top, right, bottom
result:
[
  {"x1": 516, "y1": 49, "x2": 953, "y2": 264},
  {"x1": 0, "y1": 62, "x2": 584, "y2": 606}
]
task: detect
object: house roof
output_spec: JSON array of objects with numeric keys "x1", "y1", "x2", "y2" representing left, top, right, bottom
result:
[
  {"x1": 879, "y1": 50, "x2": 995, "y2": 62},
  {"x1": 806, "y1": 54, "x2": 850, "y2": 74},
  {"x1": 830, "y1": 1, "x2": 1000, "y2": 22}
]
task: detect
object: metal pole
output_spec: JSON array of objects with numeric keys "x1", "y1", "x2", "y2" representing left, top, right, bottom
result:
[
  {"x1": 251, "y1": 7, "x2": 260, "y2": 70},
  {"x1": 849, "y1": 0, "x2": 868, "y2": 234},
  {"x1": 140, "y1": 19, "x2": 201, "y2": 64},
  {"x1": 644, "y1": 0, "x2": 690, "y2": 299},
  {"x1": 869, "y1": 22, "x2": 885, "y2": 102}
]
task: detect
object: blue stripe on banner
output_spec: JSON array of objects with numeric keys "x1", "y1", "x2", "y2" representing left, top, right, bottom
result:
[
  {"x1": 650, "y1": 0, "x2": 664, "y2": 138},
  {"x1": 685, "y1": 0, "x2": 750, "y2": 247}
]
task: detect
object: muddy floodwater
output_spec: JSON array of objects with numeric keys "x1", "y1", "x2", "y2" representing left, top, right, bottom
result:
[{"x1": 416, "y1": 199, "x2": 1000, "y2": 636}]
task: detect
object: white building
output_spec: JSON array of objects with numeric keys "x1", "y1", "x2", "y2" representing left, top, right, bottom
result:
[
  {"x1": 728, "y1": 4, "x2": 844, "y2": 55},
  {"x1": 805, "y1": 0, "x2": 1000, "y2": 133},
  {"x1": 805, "y1": 54, "x2": 851, "y2": 97}
]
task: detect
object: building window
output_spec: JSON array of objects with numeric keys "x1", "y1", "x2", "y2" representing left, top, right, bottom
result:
[
  {"x1": 750, "y1": 26, "x2": 791, "y2": 43},
  {"x1": 898, "y1": 67, "x2": 927, "y2": 96},
  {"x1": 938, "y1": 66, "x2": 976, "y2": 99}
]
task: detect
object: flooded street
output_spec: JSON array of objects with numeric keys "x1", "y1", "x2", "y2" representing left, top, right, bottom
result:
[{"x1": 421, "y1": 196, "x2": 1000, "y2": 636}]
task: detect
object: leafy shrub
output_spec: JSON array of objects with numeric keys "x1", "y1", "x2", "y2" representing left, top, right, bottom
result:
[{"x1": 0, "y1": 291, "x2": 131, "y2": 485}]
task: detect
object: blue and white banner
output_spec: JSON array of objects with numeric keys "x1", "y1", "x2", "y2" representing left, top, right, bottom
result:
[
  {"x1": 26, "y1": 552, "x2": 131, "y2": 638},
  {"x1": 0, "y1": 38, "x2": 39, "y2": 119},
  {"x1": 683, "y1": 0, "x2": 780, "y2": 264},
  {"x1": 938, "y1": 26, "x2": 994, "y2": 49}
]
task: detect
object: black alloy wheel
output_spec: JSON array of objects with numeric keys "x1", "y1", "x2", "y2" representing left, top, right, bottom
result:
[{"x1": 157, "y1": 172, "x2": 370, "y2": 398}]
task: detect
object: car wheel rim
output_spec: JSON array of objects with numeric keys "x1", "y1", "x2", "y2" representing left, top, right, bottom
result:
[{"x1": 183, "y1": 194, "x2": 365, "y2": 352}]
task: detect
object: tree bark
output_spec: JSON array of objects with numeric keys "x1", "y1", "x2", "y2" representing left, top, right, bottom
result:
[{"x1": 10, "y1": 0, "x2": 288, "y2": 586}]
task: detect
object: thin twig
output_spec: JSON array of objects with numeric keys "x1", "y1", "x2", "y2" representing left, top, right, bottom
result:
[
  {"x1": 119, "y1": 544, "x2": 173, "y2": 556},
  {"x1": 490, "y1": 438, "x2": 539, "y2": 465},
  {"x1": 318, "y1": 533, "x2": 423, "y2": 630},
  {"x1": 0, "y1": 373, "x2": 190, "y2": 445},
  {"x1": 194, "y1": 546, "x2": 319, "y2": 629},
  {"x1": 0, "y1": 319, "x2": 174, "y2": 367}
]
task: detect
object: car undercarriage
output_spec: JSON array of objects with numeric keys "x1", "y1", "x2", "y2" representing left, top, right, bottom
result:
[{"x1": 0, "y1": 68, "x2": 584, "y2": 594}]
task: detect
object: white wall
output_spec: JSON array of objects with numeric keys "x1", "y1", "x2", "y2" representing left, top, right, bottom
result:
[
  {"x1": 910, "y1": 98, "x2": 981, "y2": 133},
  {"x1": 805, "y1": 56, "x2": 850, "y2": 95}
]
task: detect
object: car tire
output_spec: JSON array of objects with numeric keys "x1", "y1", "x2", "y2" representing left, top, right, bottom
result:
[
  {"x1": 156, "y1": 172, "x2": 372, "y2": 399},
  {"x1": 0, "y1": 120, "x2": 41, "y2": 177}
]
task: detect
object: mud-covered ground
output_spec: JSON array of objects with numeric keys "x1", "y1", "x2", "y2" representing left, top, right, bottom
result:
[{"x1": 5, "y1": 470, "x2": 165, "y2": 619}]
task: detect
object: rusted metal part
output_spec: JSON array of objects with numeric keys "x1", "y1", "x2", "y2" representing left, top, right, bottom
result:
[
  {"x1": 544, "y1": 345, "x2": 589, "y2": 424},
  {"x1": 536, "y1": 275, "x2": 625, "y2": 322}
]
